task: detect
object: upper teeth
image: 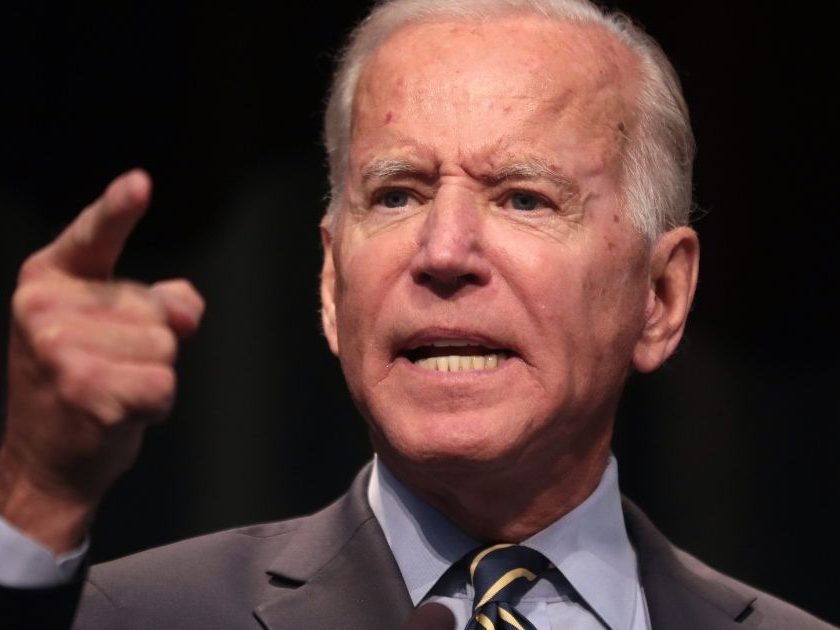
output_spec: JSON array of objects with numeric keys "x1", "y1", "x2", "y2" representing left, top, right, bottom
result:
[{"x1": 414, "y1": 354, "x2": 506, "y2": 372}]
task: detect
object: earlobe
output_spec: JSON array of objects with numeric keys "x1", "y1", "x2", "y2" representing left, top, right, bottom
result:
[
  {"x1": 632, "y1": 227, "x2": 700, "y2": 373},
  {"x1": 320, "y1": 219, "x2": 340, "y2": 356}
]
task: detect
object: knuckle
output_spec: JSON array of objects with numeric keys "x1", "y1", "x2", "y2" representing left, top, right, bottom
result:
[
  {"x1": 151, "y1": 365, "x2": 177, "y2": 400},
  {"x1": 16, "y1": 254, "x2": 49, "y2": 283},
  {"x1": 129, "y1": 285, "x2": 167, "y2": 322},
  {"x1": 151, "y1": 326, "x2": 178, "y2": 362},
  {"x1": 97, "y1": 397, "x2": 129, "y2": 426},
  {"x1": 30, "y1": 324, "x2": 68, "y2": 363},
  {"x1": 56, "y1": 357, "x2": 98, "y2": 407},
  {"x1": 141, "y1": 366, "x2": 176, "y2": 417},
  {"x1": 58, "y1": 360, "x2": 129, "y2": 426},
  {"x1": 11, "y1": 284, "x2": 53, "y2": 322},
  {"x1": 93, "y1": 282, "x2": 166, "y2": 326}
]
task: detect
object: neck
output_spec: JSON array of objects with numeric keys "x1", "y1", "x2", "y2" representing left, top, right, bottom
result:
[{"x1": 380, "y1": 432, "x2": 612, "y2": 542}]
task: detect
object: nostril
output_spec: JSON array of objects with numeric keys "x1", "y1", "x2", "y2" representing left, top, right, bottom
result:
[
  {"x1": 417, "y1": 271, "x2": 478, "y2": 287},
  {"x1": 456, "y1": 273, "x2": 479, "y2": 287}
]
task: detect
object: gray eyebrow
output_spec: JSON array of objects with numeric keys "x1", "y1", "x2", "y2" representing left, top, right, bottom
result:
[
  {"x1": 359, "y1": 157, "x2": 578, "y2": 196},
  {"x1": 478, "y1": 161, "x2": 576, "y2": 190},
  {"x1": 360, "y1": 159, "x2": 433, "y2": 183}
]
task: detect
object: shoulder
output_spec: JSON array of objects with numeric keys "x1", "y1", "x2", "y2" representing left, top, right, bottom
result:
[
  {"x1": 76, "y1": 467, "x2": 378, "y2": 629},
  {"x1": 86, "y1": 516, "x2": 307, "y2": 597},
  {"x1": 75, "y1": 516, "x2": 315, "y2": 628},
  {"x1": 622, "y1": 498, "x2": 836, "y2": 629},
  {"x1": 671, "y1": 545, "x2": 835, "y2": 629}
]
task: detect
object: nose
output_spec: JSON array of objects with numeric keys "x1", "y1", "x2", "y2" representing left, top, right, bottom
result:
[{"x1": 410, "y1": 187, "x2": 491, "y2": 296}]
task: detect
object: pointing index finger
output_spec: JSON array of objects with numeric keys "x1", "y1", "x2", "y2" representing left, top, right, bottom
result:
[{"x1": 40, "y1": 169, "x2": 152, "y2": 279}]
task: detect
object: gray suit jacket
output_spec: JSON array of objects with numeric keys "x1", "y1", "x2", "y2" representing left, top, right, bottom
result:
[{"x1": 1, "y1": 465, "x2": 835, "y2": 629}]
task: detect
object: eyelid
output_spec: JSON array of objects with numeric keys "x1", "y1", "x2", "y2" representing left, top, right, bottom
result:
[
  {"x1": 498, "y1": 187, "x2": 557, "y2": 211},
  {"x1": 370, "y1": 185, "x2": 424, "y2": 209}
]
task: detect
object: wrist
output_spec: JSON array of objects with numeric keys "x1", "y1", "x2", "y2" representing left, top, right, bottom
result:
[{"x1": 0, "y1": 446, "x2": 96, "y2": 555}]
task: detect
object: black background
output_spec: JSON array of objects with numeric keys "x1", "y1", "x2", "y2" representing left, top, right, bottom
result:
[{"x1": 1, "y1": 1, "x2": 837, "y2": 624}]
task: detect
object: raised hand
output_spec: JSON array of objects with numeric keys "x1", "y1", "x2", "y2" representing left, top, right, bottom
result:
[{"x1": 0, "y1": 170, "x2": 204, "y2": 553}]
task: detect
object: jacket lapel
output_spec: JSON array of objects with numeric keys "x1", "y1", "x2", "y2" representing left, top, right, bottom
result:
[
  {"x1": 623, "y1": 498, "x2": 756, "y2": 629},
  {"x1": 253, "y1": 465, "x2": 413, "y2": 629},
  {"x1": 253, "y1": 467, "x2": 759, "y2": 629}
]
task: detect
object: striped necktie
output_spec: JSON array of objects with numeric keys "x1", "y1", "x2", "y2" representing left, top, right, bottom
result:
[{"x1": 464, "y1": 543, "x2": 550, "y2": 630}]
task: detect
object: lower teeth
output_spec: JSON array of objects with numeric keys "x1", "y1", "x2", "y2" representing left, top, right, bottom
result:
[{"x1": 414, "y1": 354, "x2": 505, "y2": 372}]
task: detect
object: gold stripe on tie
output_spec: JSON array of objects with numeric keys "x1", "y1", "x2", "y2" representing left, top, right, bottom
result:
[
  {"x1": 498, "y1": 607, "x2": 526, "y2": 630},
  {"x1": 469, "y1": 543, "x2": 515, "y2": 581},
  {"x1": 475, "y1": 613, "x2": 496, "y2": 630},
  {"x1": 475, "y1": 568, "x2": 538, "y2": 609}
]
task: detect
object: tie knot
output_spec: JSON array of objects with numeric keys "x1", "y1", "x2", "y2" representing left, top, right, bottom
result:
[{"x1": 468, "y1": 544, "x2": 550, "y2": 610}]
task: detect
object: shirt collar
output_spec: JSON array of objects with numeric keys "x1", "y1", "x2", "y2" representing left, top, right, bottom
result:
[{"x1": 367, "y1": 454, "x2": 641, "y2": 630}]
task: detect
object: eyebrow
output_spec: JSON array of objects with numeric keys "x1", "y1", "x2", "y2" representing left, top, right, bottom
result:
[
  {"x1": 359, "y1": 157, "x2": 577, "y2": 195},
  {"x1": 360, "y1": 159, "x2": 434, "y2": 184},
  {"x1": 477, "y1": 160, "x2": 576, "y2": 191}
]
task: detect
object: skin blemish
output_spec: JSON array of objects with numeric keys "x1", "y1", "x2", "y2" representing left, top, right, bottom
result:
[
  {"x1": 385, "y1": 111, "x2": 394, "y2": 123},
  {"x1": 613, "y1": 214, "x2": 619, "y2": 223}
]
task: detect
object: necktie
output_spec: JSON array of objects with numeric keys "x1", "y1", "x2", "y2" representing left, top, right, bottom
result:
[{"x1": 464, "y1": 543, "x2": 550, "y2": 630}]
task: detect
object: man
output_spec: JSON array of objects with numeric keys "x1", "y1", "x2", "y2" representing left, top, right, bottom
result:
[{"x1": 0, "y1": 0, "x2": 833, "y2": 628}]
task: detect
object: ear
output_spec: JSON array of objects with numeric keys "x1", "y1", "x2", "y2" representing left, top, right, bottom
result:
[
  {"x1": 320, "y1": 216, "x2": 340, "y2": 356},
  {"x1": 632, "y1": 226, "x2": 700, "y2": 373}
]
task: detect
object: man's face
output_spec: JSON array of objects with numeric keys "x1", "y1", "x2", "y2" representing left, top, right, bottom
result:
[{"x1": 322, "y1": 16, "x2": 656, "y2": 475}]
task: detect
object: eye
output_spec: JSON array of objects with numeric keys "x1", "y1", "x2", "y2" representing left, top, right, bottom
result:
[
  {"x1": 505, "y1": 191, "x2": 551, "y2": 212},
  {"x1": 377, "y1": 189, "x2": 411, "y2": 208}
]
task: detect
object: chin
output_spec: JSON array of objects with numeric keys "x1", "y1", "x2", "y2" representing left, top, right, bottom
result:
[{"x1": 368, "y1": 407, "x2": 534, "y2": 471}]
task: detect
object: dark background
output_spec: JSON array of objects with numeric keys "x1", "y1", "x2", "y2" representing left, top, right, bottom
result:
[{"x1": 1, "y1": 1, "x2": 837, "y2": 624}]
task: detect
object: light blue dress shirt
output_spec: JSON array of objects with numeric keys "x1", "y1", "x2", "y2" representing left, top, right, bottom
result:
[
  {"x1": 367, "y1": 455, "x2": 651, "y2": 630},
  {"x1": 0, "y1": 517, "x2": 86, "y2": 588}
]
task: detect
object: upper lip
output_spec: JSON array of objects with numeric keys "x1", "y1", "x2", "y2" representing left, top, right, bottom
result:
[{"x1": 395, "y1": 327, "x2": 514, "y2": 356}]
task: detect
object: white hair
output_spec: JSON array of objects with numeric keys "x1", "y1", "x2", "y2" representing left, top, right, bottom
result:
[{"x1": 323, "y1": 0, "x2": 695, "y2": 240}]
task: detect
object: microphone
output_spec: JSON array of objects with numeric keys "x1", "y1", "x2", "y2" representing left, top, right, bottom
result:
[{"x1": 403, "y1": 601, "x2": 457, "y2": 630}]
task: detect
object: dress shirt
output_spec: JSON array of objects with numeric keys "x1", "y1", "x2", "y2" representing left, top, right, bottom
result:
[
  {"x1": 367, "y1": 455, "x2": 650, "y2": 630},
  {"x1": 0, "y1": 517, "x2": 86, "y2": 588}
]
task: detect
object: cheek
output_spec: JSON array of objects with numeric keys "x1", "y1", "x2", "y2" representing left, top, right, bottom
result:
[
  {"x1": 578, "y1": 247, "x2": 649, "y2": 355},
  {"x1": 497, "y1": 227, "x2": 648, "y2": 358},
  {"x1": 333, "y1": 229, "x2": 412, "y2": 350}
]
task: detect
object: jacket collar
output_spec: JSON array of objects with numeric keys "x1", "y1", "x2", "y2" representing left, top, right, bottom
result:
[
  {"x1": 622, "y1": 497, "x2": 756, "y2": 629},
  {"x1": 253, "y1": 463, "x2": 413, "y2": 629}
]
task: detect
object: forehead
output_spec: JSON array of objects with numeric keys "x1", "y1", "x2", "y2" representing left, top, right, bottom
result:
[
  {"x1": 351, "y1": 14, "x2": 639, "y2": 149},
  {"x1": 363, "y1": 15, "x2": 633, "y2": 88}
]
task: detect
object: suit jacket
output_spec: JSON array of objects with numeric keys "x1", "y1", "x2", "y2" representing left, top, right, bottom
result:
[{"x1": 0, "y1": 464, "x2": 834, "y2": 629}]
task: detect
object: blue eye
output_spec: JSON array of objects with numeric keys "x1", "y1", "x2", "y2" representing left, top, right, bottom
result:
[
  {"x1": 380, "y1": 190, "x2": 410, "y2": 208},
  {"x1": 510, "y1": 192, "x2": 541, "y2": 211}
]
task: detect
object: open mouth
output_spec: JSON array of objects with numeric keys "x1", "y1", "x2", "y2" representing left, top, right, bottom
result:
[{"x1": 401, "y1": 340, "x2": 512, "y2": 372}]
